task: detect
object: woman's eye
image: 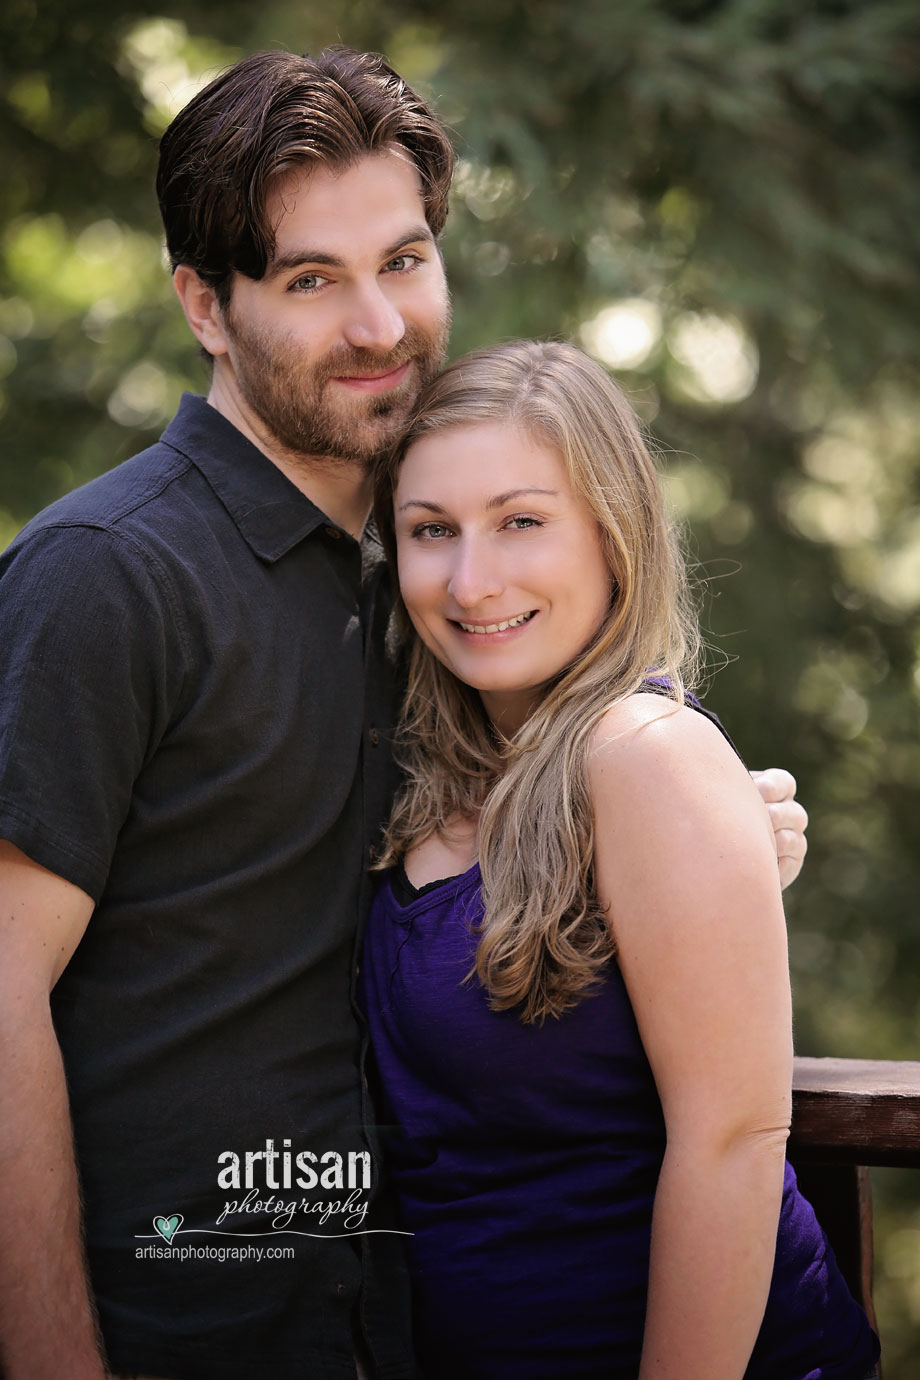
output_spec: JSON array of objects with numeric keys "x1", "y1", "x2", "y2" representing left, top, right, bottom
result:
[
  {"x1": 504, "y1": 515, "x2": 541, "y2": 531},
  {"x1": 413, "y1": 522, "x2": 451, "y2": 540}
]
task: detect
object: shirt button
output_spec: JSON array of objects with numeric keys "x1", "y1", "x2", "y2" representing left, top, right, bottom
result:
[
  {"x1": 369, "y1": 727, "x2": 379, "y2": 746},
  {"x1": 324, "y1": 525, "x2": 342, "y2": 539}
]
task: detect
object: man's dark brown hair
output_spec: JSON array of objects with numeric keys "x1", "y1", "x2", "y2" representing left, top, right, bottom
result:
[{"x1": 156, "y1": 46, "x2": 455, "y2": 307}]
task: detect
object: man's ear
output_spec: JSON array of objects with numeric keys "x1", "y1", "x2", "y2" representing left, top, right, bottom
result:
[{"x1": 172, "y1": 265, "x2": 230, "y2": 357}]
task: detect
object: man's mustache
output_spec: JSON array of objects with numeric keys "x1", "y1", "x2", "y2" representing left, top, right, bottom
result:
[{"x1": 314, "y1": 327, "x2": 436, "y2": 382}]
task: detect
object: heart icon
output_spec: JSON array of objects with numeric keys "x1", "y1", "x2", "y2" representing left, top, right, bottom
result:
[{"x1": 153, "y1": 1214, "x2": 184, "y2": 1244}]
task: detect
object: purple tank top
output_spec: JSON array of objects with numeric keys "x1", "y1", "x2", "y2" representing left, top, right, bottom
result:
[{"x1": 360, "y1": 862, "x2": 879, "y2": 1379}]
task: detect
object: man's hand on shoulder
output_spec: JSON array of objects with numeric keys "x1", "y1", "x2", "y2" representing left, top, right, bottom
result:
[{"x1": 750, "y1": 768, "x2": 808, "y2": 890}]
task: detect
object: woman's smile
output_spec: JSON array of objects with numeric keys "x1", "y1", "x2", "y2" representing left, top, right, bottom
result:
[{"x1": 453, "y1": 609, "x2": 538, "y2": 636}]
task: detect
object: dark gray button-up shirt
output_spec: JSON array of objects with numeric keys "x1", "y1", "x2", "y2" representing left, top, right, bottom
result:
[{"x1": 0, "y1": 394, "x2": 410, "y2": 1379}]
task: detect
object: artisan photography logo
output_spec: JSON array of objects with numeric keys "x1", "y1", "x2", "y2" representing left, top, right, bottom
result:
[
  {"x1": 153, "y1": 1213, "x2": 183, "y2": 1243},
  {"x1": 134, "y1": 1139, "x2": 411, "y2": 1258}
]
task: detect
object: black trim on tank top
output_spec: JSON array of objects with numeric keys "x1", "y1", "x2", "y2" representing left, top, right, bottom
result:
[{"x1": 391, "y1": 862, "x2": 462, "y2": 904}]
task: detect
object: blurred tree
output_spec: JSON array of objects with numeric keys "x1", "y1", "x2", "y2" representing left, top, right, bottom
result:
[{"x1": 2, "y1": 0, "x2": 919, "y2": 1368}]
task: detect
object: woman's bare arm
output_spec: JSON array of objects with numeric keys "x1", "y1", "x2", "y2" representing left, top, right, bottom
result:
[{"x1": 589, "y1": 697, "x2": 792, "y2": 1380}]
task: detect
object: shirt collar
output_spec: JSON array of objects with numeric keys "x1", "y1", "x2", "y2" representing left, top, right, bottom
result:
[{"x1": 160, "y1": 393, "x2": 346, "y2": 562}]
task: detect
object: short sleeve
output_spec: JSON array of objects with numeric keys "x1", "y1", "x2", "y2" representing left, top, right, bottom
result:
[{"x1": 0, "y1": 522, "x2": 186, "y2": 899}]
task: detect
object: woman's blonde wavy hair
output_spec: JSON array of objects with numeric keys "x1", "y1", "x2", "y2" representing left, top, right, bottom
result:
[{"x1": 373, "y1": 340, "x2": 701, "y2": 1023}]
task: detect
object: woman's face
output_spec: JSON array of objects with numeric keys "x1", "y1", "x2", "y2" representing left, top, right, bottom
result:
[{"x1": 393, "y1": 420, "x2": 613, "y2": 734}]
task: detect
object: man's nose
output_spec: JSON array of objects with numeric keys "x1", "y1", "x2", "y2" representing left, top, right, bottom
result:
[
  {"x1": 447, "y1": 538, "x2": 503, "y2": 609},
  {"x1": 342, "y1": 281, "x2": 406, "y2": 353}
]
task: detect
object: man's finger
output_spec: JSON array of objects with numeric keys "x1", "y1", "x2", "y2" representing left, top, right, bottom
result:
[
  {"x1": 772, "y1": 827, "x2": 808, "y2": 863},
  {"x1": 764, "y1": 799, "x2": 809, "y2": 836},
  {"x1": 750, "y1": 767, "x2": 797, "y2": 804}
]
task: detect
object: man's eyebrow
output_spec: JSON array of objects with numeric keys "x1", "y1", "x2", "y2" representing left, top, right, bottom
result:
[
  {"x1": 397, "y1": 488, "x2": 560, "y2": 513},
  {"x1": 266, "y1": 226, "x2": 436, "y2": 280}
]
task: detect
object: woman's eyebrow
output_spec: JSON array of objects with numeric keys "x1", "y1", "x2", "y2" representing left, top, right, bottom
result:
[
  {"x1": 397, "y1": 499, "x2": 449, "y2": 514},
  {"x1": 485, "y1": 487, "x2": 559, "y2": 509},
  {"x1": 397, "y1": 488, "x2": 560, "y2": 514}
]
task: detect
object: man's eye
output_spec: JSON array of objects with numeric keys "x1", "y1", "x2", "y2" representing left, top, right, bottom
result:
[
  {"x1": 385, "y1": 254, "x2": 420, "y2": 274},
  {"x1": 290, "y1": 273, "x2": 328, "y2": 293}
]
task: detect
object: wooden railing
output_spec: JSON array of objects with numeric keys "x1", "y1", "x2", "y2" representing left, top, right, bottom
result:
[{"x1": 789, "y1": 1056, "x2": 920, "y2": 1362}]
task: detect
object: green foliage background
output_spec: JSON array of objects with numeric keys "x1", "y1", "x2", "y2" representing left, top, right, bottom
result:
[{"x1": 2, "y1": 0, "x2": 918, "y2": 1368}]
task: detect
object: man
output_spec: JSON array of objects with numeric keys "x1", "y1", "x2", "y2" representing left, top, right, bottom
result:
[{"x1": 0, "y1": 47, "x2": 806, "y2": 1380}]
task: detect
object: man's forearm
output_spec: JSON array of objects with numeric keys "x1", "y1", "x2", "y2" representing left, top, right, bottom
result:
[{"x1": 0, "y1": 1005, "x2": 108, "y2": 1380}]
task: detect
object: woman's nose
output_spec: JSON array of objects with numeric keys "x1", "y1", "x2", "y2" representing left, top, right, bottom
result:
[{"x1": 447, "y1": 538, "x2": 503, "y2": 609}]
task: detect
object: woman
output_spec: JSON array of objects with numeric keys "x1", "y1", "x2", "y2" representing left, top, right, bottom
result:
[{"x1": 360, "y1": 341, "x2": 880, "y2": 1380}]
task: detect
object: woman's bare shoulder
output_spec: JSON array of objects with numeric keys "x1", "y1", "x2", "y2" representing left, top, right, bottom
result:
[
  {"x1": 587, "y1": 692, "x2": 772, "y2": 866},
  {"x1": 590, "y1": 692, "x2": 742, "y2": 774}
]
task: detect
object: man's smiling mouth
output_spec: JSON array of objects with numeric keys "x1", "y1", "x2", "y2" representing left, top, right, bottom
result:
[{"x1": 331, "y1": 361, "x2": 412, "y2": 392}]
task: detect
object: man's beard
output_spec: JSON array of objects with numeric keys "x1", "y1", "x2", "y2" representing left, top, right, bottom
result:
[{"x1": 222, "y1": 310, "x2": 450, "y2": 468}]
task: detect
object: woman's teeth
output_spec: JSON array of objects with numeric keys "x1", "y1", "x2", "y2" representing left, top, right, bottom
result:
[{"x1": 457, "y1": 611, "x2": 535, "y2": 634}]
